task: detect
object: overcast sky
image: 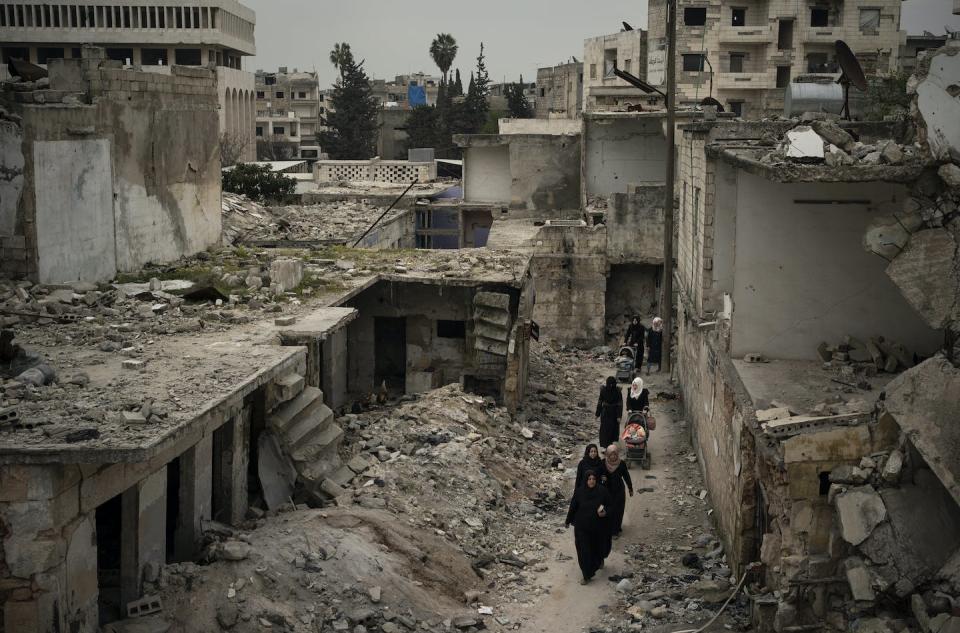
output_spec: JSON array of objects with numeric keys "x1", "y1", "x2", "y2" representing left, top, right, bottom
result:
[{"x1": 243, "y1": 0, "x2": 958, "y2": 88}]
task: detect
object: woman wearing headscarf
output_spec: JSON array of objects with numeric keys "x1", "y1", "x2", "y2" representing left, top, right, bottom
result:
[
  {"x1": 575, "y1": 444, "x2": 604, "y2": 490},
  {"x1": 595, "y1": 377, "x2": 623, "y2": 449},
  {"x1": 626, "y1": 377, "x2": 649, "y2": 413},
  {"x1": 600, "y1": 444, "x2": 634, "y2": 539},
  {"x1": 646, "y1": 317, "x2": 664, "y2": 375},
  {"x1": 565, "y1": 470, "x2": 612, "y2": 584},
  {"x1": 623, "y1": 316, "x2": 646, "y2": 366}
]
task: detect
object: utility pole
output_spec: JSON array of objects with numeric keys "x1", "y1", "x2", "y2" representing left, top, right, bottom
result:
[{"x1": 662, "y1": 0, "x2": 677, "y2": 373}]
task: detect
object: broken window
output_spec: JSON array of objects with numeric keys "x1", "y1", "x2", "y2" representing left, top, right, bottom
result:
[
  {"x1": 859, "y1": 8, "x2": 880, "y2": 33},
  {"x1": 810, "y1": 7, "x2": 828, "y2": 27},
  {"x1": 174, "y1": 48, "x2": 201, "y2": 66},
  {"x1": 729, "y1": 53, "x2": 745, "y2": 73},
  {"x1": 1, "y1": 46, "x2": 29, "y2": 63},
  {"x1": 732, "y1": 7, "x2": 745, "y2": 26},
  {"x1": 298, "y1": 91, "x2": 307, "y2": 99},
  {"x1": 142, "y1": 48, "x2": 167, "y2": 66},
  {"x1": 265, "y1": 76, "x2": 276, "y2": 86},
  {"x1": 604, "y1": 49, "x2": 618, "y2": 78},
  {"x1": 36, "y1": 47, "x2": 64, "y2": 64},
  {"x1": 590, "y1": 63, "x2": 597, "y2": 79},
  {"x1": 273, "y1": 126, "x2": 285, "y2": 135},
  {"x1": 256, "y1": 91, "x2": 265, "y2": 99},
  {"x1": 682, "y1": 54, "x2": 706, "y2": 72},
  {"x1": 106, "y1": 48, "x2": 134, "y2": 64},
  {"x1": 684, "y1": 7, "x2": 707, "y2": 26},
  {"x1": 275, "y1": 91, "x2": 285, "y2": 99},
  {"x1": 729, "y1": 101, "x2": 743, "y2": 117},
  {"x1": 776, "y1": 65, "x2": 791, "y2": 88},
  {"x1": 818, "y1": 472, "x2": 831, "y2": 495},
  {"x1": 255, "y1": 126, "x2": 263, "y2": 137},
  {"x1": 778, "y1": 19, "x2": 794, "y2": 49},
  {"x1": 540, "y1": 87, "x2": 546, "y2": 97},
  {"x1": 437, "y1": 320, "x2": 467, "y2": 339}
]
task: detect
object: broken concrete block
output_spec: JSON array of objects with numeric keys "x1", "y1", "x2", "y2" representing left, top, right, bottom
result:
[
  {"x1": 912, "y1": 594, "x2": 931, "y2": 633},
  {"x1": 835, "y1": 485, "x2": 887, "y2": 546},
  {"x1": 347, "y1": 455, "x2": 371, "y2": 474},
  {"x1": 784, "y1": 125, "x2": 825, "y2": 161},
  {"x1": 825, "y1": 144, "x2": 855, "y2": 166},
  {"x1": 812, "y1": 120, "x2": 856, "y2": 151},
  {"x1": 939, "y1": 163, "x2": 960, "y2": 189},
  {"x1": 219, "y1": 540, "x2": 251, "y2": 561},
  {"x1": 245, "y1": 275, "x2": 263, "y2": 290},
  {"x1": 886, "y1": 229, "x2": 960, "y2": 330},
  {"x1": 862, "y1": 151, "x2": 882, "y2": 165},
  {"x1": 122, "y1": 359, "x2": 144, "y2": 370},
  {"x1": 880, "y1": 141, "x2": 904, "y2": 165},
  {"x1": 817, "y1": 342, "x2": 833, "y2": 362},
  {"x1": 121, "y1": 410, "x2": 148, "y2": 425},
  {"x1": 845, "y1": 558, "x2": 877, "y2": 602},
  {"x1": 328, "y1": 465, "x2": 355, "y2": 488},
  {"x1": 756, "y1": 407, "x2": 791, "y2": 422},
  {"x1": 882, "y1": 450, "x2": 904, "y2": 484},
  {"x1": 269, "y1": 258, "x2": 304, "y2": 293},
  {"x1": 274, "y1": 316, "x2": 296, "y2": 327},
  {"x1": 320, "y1": 478, "x2": 346, "y2": 499},
  {"x1": 916, "y1": 48, "x2": 960, "y2": 162}
]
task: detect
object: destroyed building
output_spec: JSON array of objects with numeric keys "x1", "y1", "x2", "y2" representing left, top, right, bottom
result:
[
  {"x1": 254, "y1": 67, "x2": 322, "y2": 162},
  {"x1": 672, "y1": 44, "x2": 960, "y2": 632},
  {"x1": 0, "y1": 47, "x2": 222, "y2": 283}
]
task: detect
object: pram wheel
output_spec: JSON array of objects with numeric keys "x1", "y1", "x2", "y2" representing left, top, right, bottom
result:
[{"x1": 641, "y1": 453, "x2": 651, "y2": 470}]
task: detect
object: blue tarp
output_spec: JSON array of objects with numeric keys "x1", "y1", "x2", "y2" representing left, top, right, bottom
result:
[{"x1": 408, "y1": 84, "x2": 427, "y2": 107}]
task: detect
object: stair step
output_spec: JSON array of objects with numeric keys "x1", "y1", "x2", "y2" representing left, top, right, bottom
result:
[
  {"x1": 275, "y1": 372, "x2": 305, "y2": 400},
  {"x1": 284, "y1": 405, "x2": 333, "y2": 446},
  {"x1": 292, "y1": 423, "x2": 344, "y2": 464},
  {"x1": 269, "y1": 386, "x2": 324, "y2": 432}
]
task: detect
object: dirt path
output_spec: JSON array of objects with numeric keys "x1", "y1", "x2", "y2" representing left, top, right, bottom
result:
[{"x1": 502, "y1": 365, "x2": 713, "y2": 633}]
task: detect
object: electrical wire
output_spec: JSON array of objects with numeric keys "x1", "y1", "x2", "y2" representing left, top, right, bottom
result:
[{"x1": 669, "y1": 563, "x2": 758, "y2": 633}]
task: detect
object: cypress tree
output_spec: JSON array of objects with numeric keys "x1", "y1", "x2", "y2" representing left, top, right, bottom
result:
[{"x1": 319, "y1": 52, "x2": 380, "y2": 159}]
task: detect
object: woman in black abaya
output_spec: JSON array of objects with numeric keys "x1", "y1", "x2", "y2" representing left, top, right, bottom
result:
[
  {"x1": 600, "y1": 444, "x2": 634, "y2": 539},
  {"x1": 595, "y1": 377, "x2": 623, "y2": 449},
  {"x1": 574, "y1": 444, "x2": 604, "y2": 490},
  {"x1": 565, "y1": 470, "x2": 612, "y2": 584}
]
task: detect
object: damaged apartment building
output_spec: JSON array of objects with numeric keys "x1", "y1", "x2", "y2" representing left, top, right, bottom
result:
[
  {"x1": 672, "y1": 44, "x2": 960, "y2": 632},
  {"x1": 0, "y1": 46, "x2": 536, "y2": 633}
]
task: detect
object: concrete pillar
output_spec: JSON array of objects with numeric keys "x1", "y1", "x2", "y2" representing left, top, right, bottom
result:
[
  {"x1": 119, "y1": 468, "x2": 166, "y2": 608},
  {"x1": 172, "y1": 435, "x2": 213, "y2": 561},
  {"x1": 213, "y1": 409, "x2": 250, "y2": 525}
]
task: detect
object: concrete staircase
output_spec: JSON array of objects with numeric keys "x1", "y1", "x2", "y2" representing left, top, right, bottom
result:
[{"x1": 267, "y1": 374, "x2": 343, "y2": 490}]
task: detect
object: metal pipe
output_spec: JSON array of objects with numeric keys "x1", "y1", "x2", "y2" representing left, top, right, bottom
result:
[
  {"x1": 662, "y1": 0, "x2": 677, "y2": 374},
  {"x1": 351, "y1": 179, "x2": 417, "y2": 247}
]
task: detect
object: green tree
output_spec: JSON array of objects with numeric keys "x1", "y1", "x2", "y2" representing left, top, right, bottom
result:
[
  {"x1": 320, "y1": 54, "x2": 380, "y2": 160},
  {"x1": 464, "y1": 44, "x2": 490, "y2": 132},
  {"x1": 453, "y1": 68, "x2": 464, "y2": 96},
  {"x1": 329, "y1": 42, "x2": 353, "y2": 79},
  {"x1": 862, "y1": 71, "x2": 911, "y2": 121},
  {"x1": 404, "y1": 105, "x2": 440, "y2": 151},
  {"x1": 505, "y1": 75, "x2": 533, "y2": 118},
  {"x1": 429, "y1": 33, "x2": 458, "y2": 82},
  {"x1": 222, "y1": 164, "x2": 296, "y2": 202}
]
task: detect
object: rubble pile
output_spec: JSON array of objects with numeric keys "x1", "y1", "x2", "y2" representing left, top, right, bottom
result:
[
  {"x1": 761, "y1": 118, "x2": 919, "y2": 168},
  {"x1": 222, "y1": 192, "x2": 405, "y2": 246}
]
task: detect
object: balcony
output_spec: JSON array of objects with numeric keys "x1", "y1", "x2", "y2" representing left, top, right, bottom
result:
[
  {"x1": 803, "y1": 26, "x2": 841, "y2": 43},
  {"x1": 716, "y1": 72, "x2": 773, "y2": 90},
  {"x1": 718, "y1": 24, "x2": 772, "y2": 43}
]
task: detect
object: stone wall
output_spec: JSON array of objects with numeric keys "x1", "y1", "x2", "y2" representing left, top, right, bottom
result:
[
  {"x1": 355, "y1": 209, "x2": 416, "y2": 250},
  {"x1": 607, "y1": 184, "x2": 666, "y2": 264},
  {"x1": 0, "y1": 51, "x2": 222, "y2": 283},
  {"x1": 529, "y1": 224, "x2": 608, "y2": 347}
]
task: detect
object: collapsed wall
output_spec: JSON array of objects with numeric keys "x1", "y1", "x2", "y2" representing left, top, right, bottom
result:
[{"x1": 0, "y1": 47, "x2": 221, "y2": 284}]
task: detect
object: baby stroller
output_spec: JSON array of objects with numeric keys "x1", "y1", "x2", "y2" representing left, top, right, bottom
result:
[
  {"x1": 615, "y1": 346, "x2": 636, "y2": 383},
  {"x1": 621, "y1": 409, "x2": 656, "y2": 469}
]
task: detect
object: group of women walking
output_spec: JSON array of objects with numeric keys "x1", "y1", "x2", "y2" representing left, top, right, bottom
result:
[{"x1": 565, "y1": 442, "x2": 635, "y2": 583}]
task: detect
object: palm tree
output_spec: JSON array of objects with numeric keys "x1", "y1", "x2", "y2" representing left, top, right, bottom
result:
[
  {"x1": 329, "y1": 43, "x2": 353, "y2": 79},
  {"x1": 429, "y1": 33, "x2": 458, "y2": 83}
]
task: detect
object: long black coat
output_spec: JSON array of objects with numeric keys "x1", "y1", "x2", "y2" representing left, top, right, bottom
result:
[
  {"x1": 626, "y1": 388, "x2": 649, "y2": 412},
  {"x1": 565, "y1": 484, "x2": 612, "y2": 581},
  {"x1": 595, "y1": 386, "x2": 623, "y2": 448},
  {"x1": 647, "y1": 330, "x2": 663, "y2": 364},
  {"x1": 575, "y1": 457, "x2": 604, "y2": 490},
  {"x1": 625, "y1": 321, "x2": 646, "y2": 350},
  {"x1": 599, "y1": 462, "x2": 633, "y2": 536}
]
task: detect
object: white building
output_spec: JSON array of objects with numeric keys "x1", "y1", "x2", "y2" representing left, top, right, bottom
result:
[
  {"x1": 255, "y1": 68, "x2": 322, "y2": 162},
  {"x1": 0, "y1": 0, "x2": 257, "y2": 160}
]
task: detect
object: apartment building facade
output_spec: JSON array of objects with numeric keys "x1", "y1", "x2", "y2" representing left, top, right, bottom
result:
[
  {"x1": 255, "y1": 67, "x2": 322, "y2": 161},
  {"x1": 0, "y1": 0, "x2": 257, "y2": 160},
  {"x1": 535, "y1": 61, "x2": 583, "y2": 118},
  {"x1": 583, "y1": 28, "x2": 653, "y2": 112},
  {"x1": 646, "y1": 0, "x2": 906, "y2": 118}
]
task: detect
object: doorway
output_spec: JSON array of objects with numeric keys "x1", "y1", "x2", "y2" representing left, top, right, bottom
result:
[
  {"x1": 374, "y1": 317, "x2": 407, "y2": 392},
  {"x1": 778, "y1": 19, "x2": 794, "y2": 50},
  {"x1": 96, "y1": 494, "x2": 123, "y2": 625}
]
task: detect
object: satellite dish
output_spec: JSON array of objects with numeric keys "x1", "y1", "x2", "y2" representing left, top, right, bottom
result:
[
  {"x1": 612, "y1": 67, "x2": 667, "y2": 98},
  {"x1": 700, "y1": 96, "x2": 725, "y2": 113},
  {"x1": 7, "y1": 58, "x2": 47, "y2": 82},
  {"x1": 623, "y1": 21, "x2": 634, "y2": 31},
  {"x1": 835, "y1": 40, "x2": 868, "y2": 120}
]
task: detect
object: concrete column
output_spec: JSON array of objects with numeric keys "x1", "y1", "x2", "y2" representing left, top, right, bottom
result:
[
  {"x1": 213, "y1": 409, "x2": 250, "y2": 525},
  {"x1": 172, "y1": 435, "x2": 213, "y2": 561},
  {"x1": 132, "y1": 47, "x2": 142, "y2": 67},
  {"x1": 119, "y1": 468, "x2": 166, "y2": 607}
]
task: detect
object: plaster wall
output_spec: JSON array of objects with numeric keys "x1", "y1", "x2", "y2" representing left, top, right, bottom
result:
[
  {"x1": 607, "y1": 185, "x2": 665, "y2": 264},
  {"x1": 730, "y1": 174, "x2": 942, "y2": 360},
  {"x1": 322, "y1": 328, "x2": 350, "y2": 410},
  {"x1": 499, "y1": 118, "x2": 581, "y2": 135},
  {"x1": 463, "y1": 146, "x2": 511, "y2": 203},
  {"x1": 585, "y1": 117, "x2": 667, "y2": 198},
  {"x1": 33, "y1": 139, "x2": 117, "y2": 284},
  {"x1": 507, "y1": 135, "x2": 581, "y2": 215},
  {"x1": 355, "y1": 209, "x2": 415, "y2": 250}
]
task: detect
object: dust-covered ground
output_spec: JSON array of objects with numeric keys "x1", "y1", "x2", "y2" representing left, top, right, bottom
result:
[{"x1": 152, "y1": 343, "x2": 748, "y2": 633}]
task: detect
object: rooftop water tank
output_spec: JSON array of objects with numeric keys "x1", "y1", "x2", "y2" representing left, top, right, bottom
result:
[{"x1": 785, "y1": 81, "x2": 866, "y2": 118}]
